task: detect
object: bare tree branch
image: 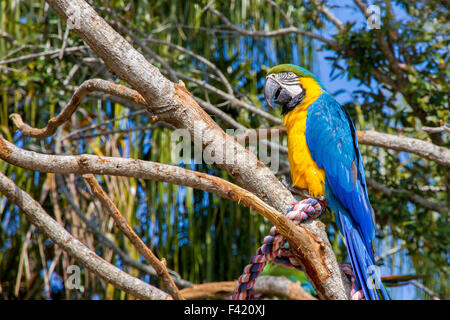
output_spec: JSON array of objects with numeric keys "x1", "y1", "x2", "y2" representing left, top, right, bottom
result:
[
  {"x1": 142, "y1": 37, "x2": 234, "y2": 95},
  {"x1": 180, "y1": 281, "x2": 237, "y2": 300},
  {"x1": 366, "y1": 178, "x2": 448, "y2": 214},
  {"x1": 0, "y1": 171, "x2": 170, "y2": 300},
  {"x1": 313, "y1": 0, "x2": 345, "y2": 30},
  {"x1": 422, "y1": 124, "x2": 450, "y2": 134},
  {"x1": 69, "y1": 123, "x2": 173, "y2": 140},
  {"x1": 180, "y1": 276, "x2": 317, "y2": 300},
  {"x1": 357, "y1": 130, "x2": 450, "y2": 167},
  {"x1": 0, "y1": 46, "x2": 86, "y2": 66},
  {"x1": 410, "y1": 280, "x2": 440, "y2": 300},
  {"x1": 195, "y1": 97, "x2": 246, "y2": 130},
  {"x1": 253, "y1": 275, "x2": 317, "y2": 300},
  {"x1": 82, "y1": 174, "x2": 183, "y2": 299},
  {"x1": 265, "y1": 0, "x2": 292, "y2": 27},
  {"x1": 206, "y1": 5, "x2": 339, "y2": 48},
  {"x1": 175, "y1": 71, "x2": 283, "y2": 124},
  {"x1": 63, "y1": 109, "x2": 147, "y2": 140},
  {"x1": 375, "y1": 245, "x2": 404, "y2": 263}
]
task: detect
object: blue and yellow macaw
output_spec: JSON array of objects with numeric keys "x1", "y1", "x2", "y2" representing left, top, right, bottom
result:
[{"x1": 264, "y1": 64, "x2": 389, "y2": 300}]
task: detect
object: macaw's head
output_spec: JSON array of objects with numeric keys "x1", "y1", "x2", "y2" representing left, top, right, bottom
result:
[{"x1": 264, "y1": 64, "x2": 324, "y2": 115}]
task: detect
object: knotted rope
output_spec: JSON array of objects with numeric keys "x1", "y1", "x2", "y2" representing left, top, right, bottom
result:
[{"x1": 231, "y1": 198, "x2": 364, "y2": 300}]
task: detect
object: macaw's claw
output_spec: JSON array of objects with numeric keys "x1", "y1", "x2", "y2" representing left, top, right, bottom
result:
[
  {"x1": 282, "y1": 179, "x2": 328, "y2": 206},
  {"x1": 281, "y1": 179, "x2": 311, "y2": 198}
]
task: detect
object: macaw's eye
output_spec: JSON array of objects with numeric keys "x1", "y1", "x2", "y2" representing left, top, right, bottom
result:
[{"x1": 288, "y1": 71, "x2": 296, "y2": 77}]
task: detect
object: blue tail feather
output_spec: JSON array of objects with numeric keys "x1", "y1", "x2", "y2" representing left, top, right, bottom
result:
[{"x1": 338, "y1": 210, "x2": 390, "y2": 300}]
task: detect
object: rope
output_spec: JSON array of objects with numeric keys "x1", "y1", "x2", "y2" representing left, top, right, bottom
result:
[
  {"x1": 340, "y1": 263, "x2": 365, "y2": 300},
  {"x1": 231, "y1": 198, "x2": 364, "y2": 300}
]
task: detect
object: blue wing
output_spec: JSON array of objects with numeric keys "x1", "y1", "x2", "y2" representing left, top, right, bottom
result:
[
  {"x1": 305, "y1": 93, "x2": 374, "y2": 247},
  {"x1": 305, "y1": 93, "x2": 389, "y2": 300}
]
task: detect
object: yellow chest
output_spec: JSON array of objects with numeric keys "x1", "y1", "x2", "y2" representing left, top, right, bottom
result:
[{"x1": 283, "y1": 86, "x2": 326, "y2": 197}]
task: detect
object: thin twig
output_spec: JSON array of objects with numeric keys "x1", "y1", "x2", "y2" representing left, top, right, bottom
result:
[
  {"x1": 375, "y1": 245, "x2": 404, "y2": 262},
  {"x1": 422, "y1": 124, "x2": 450, "y2": 134},
  {"x1": 313, "y1": 0, "x2": 344, "y2": 30},
  {"x1": 144, "y1": 38, "x2": 234, "y2": 94},
  {"x1": 366, "y1": 178, "x2": 447, "y2": 214},
  {"x1": 82, "y1": 174, "x2": 184, "y2": 300},
  {"x1": 63, "y1": 109, "x2": 147, "y2": 140},
  {"x1": 37, "y1": 236, "x2": 51, "y2": 298},
  {"x1": 59, "y1": 24, "x2": 70, "y2": 59},
  {"x1": 410, "y1": 280, "x2": 440, "y2": 300},
  {"x1": 68, "y1": 123, "x2": 173, "y2": 140},
  {"x1": 0, "y1": 46, "x2": 86, "y2": 65},
  {"x1": 175, "y1": 71, "x2": 283, "y2": 124},
  {"x1": 207, "y1": 5, "x2": 338, "y2": 48},
  {"x1": 56, "y1": 174, "x2": 190, "y2": 288},
  {"x1": 195, "y1": 97, "x2": 245, "y2": 130}
]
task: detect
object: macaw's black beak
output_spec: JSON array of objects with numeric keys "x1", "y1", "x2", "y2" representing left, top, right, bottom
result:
[
  {"x1": 264, "y1": 77, "x2": 280, "y2": 108},
  {"x1": 264, "y1": 77, "x2": 294, "y2": 109}
]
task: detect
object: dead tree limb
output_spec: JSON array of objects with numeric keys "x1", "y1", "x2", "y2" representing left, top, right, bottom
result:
[
  {"x1": 82, "y1": 174, "x2": 183, "y2": 299},
  {"x1": 0, "y1": 171, "x2": 170, "y2": 300}
]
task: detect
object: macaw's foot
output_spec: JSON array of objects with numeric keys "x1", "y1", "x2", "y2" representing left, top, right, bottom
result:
[
  {"x1": 281, "y1": 179, "x2": 327, "y2": 204},
  {"x1": 285, "y1": 198, "x2": 326, "y2": 222},
  {"x1": 340, "y1": 263, "x2": 365, "y2": 300},
  {"x1": 282, "y1": 179, "x2": 311, "y2": 198}
]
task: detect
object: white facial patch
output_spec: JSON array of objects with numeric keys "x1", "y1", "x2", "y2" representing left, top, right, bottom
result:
[{"x1": 283, "y1": 83, "x2": 303, "y2": 96}]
